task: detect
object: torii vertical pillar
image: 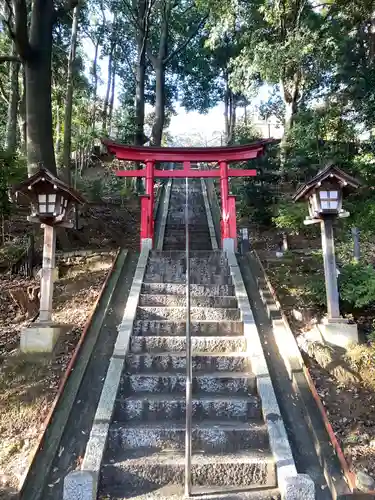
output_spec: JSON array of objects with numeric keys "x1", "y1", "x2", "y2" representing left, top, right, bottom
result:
[
  {"x1": 220, "y1": 161, "x2": 236, "y2": 251},
  {"x1": 141, "y1": 161, "x2": 155, "y2": 249}
]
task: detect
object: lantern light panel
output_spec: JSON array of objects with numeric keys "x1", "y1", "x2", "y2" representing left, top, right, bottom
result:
[{"x1": 319, "y1": 190, "x2": 340, "y2": 211}]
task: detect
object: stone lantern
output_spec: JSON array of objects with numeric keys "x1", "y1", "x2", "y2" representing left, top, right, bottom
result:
[
  {"x1": 13, "y1": 168, "x2": 86, "y2": 352},
  {"x1": 293, "y1": 164, "x2": 361, "y2": 348}
]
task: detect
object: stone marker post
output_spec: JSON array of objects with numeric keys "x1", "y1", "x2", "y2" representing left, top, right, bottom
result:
[{"x1": 352, "y1": 227, "x2": 360, "y2": 262}]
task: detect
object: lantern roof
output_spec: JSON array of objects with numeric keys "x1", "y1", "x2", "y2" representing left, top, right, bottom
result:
[
  {"x1": 293, "y1": 163, "x2": 361, "y2": 202},
  {"x1": 13, "y1": 168, "x2": 86, "y2": 205}
]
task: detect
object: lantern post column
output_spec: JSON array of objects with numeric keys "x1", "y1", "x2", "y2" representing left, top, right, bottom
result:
[
  {"x1": 39, "y1": 224, "x2": 57, "y2": 322},
  {"x1": 321, "y1": 216, "x2": 340, "y2": 319}
]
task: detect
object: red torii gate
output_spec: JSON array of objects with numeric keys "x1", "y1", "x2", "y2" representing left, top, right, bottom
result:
[{"x1": 102, "y1": 139, "x2": 272, "y2": 249}]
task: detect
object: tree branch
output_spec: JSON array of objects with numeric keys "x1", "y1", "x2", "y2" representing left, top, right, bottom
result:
[
  {"x1": 122, "y1": 0, "x2": 142, "y2": 31},
  {"x1": 12, "y1": 0, "x2": 32, "y2": 60},
  {"x1": 0, "y1": 55, "x2": 22, "y2": 63},
  {"x1": 163, "y1": 14, "x2": 208, "y2": 65},
  {"x1": 54, "y1": 0, "x2": 79, "y2": 23},
  {"x1": 2, "y1": 0, "x2": 16, "y2": 39}
]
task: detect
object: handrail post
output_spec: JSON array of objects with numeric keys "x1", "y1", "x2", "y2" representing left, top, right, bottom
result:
[{"x1": 185, "y1": 176, "x2": 192, "y2": 498}]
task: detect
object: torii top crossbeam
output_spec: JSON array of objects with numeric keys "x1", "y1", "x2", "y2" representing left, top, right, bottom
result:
[
  {"x1": 102, "y1": 138, "x2": 272, "y2": 161},
  {"x1": 102, "y1": 138, "x2": 273, "y2": 178}
]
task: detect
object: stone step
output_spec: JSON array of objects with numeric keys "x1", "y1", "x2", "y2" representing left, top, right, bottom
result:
[
  {"x1": 164, "y1": 228, "x2": 210, "y2": 234},
  {"x1": 139, "y1": 294, "x2": 237, "y2": 308},
  {"x1": 114, "y1": 393, "x2": 261, "y2": 422},
  {"x1": 101, "y1": 450, "x2": 276, "y2": 489},
  {"x1": 162, "y1": 244, "x2": 213, "y2": 251},
  {"x1": 126, "y1": 352, "x2": 250, "y2": 372},
  {"x1": 135, "y1": 307, "x2": 240, "y2": 321},
  {"x1": 143, "y1": 273, "x2": 231, "y2": 285},
  {"x1": 129, "y1": 336, "x2": 246, "y2": 354},
  {"x1": 107, "y1": 421, "x2": 269, "y2": 453},
  {"x1": 132, "y1": 320, "x2": 244, "y2": 337},
  {"x1": 99, "y1": 486, "x2": 281, "y2": 500},
  {"x1": 150, "y1": 250, "x2": 224, "y2": 258},
  {"x1": 121, "y1": 371, "x2": 256, "y2": 395},
  {"x1": 145, "y1": 264, "x2": 230, "y2": 279},
  {"x1": 141, "y1": 283, "x2": 235, "y2": 297},
  {"x1": 147, "y1": 256, "x2": 228, "y2": 268},
  {"x1": 162, "y1": 242, "x2": 213, "y2": 250}
]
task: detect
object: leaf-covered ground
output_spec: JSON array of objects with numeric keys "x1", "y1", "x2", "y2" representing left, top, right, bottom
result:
[
  {"x1": 257, "y1": 244, "x2": 375, "y2": 484},
  {"x1": 0, "y1": 254, "x2": 114, "y2": 496}
]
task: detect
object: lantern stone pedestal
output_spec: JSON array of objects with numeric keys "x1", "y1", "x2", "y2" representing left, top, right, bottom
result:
[
  {"x1": 318, "y1": 317, "x2": 358, "y2": 350},
  {"x1": 20, "y1": 322, "x2": 71, "y2": 353}
]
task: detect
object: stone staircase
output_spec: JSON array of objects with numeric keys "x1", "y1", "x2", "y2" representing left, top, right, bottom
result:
[
  {"x1": 163, "y1": 178, "x2": 212, "y2": 251},
  {"x1": 98, "y1": 178, "x2": 279, "y2": 499}
]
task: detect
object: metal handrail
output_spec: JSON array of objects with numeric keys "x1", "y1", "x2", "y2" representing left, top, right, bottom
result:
[{"x1": 185, "y1": 176, "x2": 193, "y2": 498}]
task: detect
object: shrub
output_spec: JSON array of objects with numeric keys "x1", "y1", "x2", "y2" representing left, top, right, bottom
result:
[
  {"x1": 305, "y1": 262, "x2": 375, "y2": 310},
  {"x1": 339, "y1": 262, "x2": 375, "y2": 309},
  {"x1": 273, "y1": 202, "x2": 308, "y2": 234}
]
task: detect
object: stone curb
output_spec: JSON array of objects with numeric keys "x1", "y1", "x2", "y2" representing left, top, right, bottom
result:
[
  {"x1": 225, "y1": 249, "x2": 315, "y2": 500},
  {"x1": 63, "y1": 247, "x2": 150, "y2": 500},
  {"x1": 156, "y1": 179, "x2": 172, "y2": 251},
  {"x1": 201, "y1": 178, "x2": 219, "y2": 250},
  {"x1": 254, "y1": 258, "x2": 305, "y2": 380}
]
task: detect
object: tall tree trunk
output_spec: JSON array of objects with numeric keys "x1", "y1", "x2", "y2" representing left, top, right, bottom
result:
[
  {"x1": 280, "y1": 72, "x2": 301, "y2": 169},
  {"x1": 103, "y1": 42, "x2": 114, "y2": 133},
  {"x1": 151, "y1": 63, "x2": 165, "y2": 146},
  {"x1": 55, "y1": 100, "x2": 61, "y2": 161},
  {"x1": 280, "y1": 70, "x2": 301, "y2": 138},
  {"x1": 62, "y1": 3, "x2": 80, "y2": 182},
  {"x1": 284, "y1": 99, "x2": 298, "y2": 134},
  {"x1": 224, "y1": 88, "x2": 230, "y2": 145},
  {"x1": 18, "y1": 68, "x2": 27, "y2": 156},
  {"x1": 25, "y1": 3, "x2": 56, "y2": 175},
  {"x1": 6, "y1": 44, "x2": 20, "y2": 156},
  {"x1": 108, "y1": 60, "x2": 116, "y2": 137},
  {"x1": 228, "y1": 91, "x2": 236, "y2": 144},
  {"x1": 135, "y1": 45, "x2": 146, "y2": 145},
  {"x1": 150, "y1": 1, "x2": 168, "y2": 147},
  {"x1": 91, "y1": 40, "x2": 100, "y2": 131}
]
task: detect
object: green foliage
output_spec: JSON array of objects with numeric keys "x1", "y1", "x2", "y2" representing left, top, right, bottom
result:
[
  {"x1": 304, "y1": 274, "x2": 327, "y2": 306},
  {"x1": 272, "y1": 202, "x2": 308, "y2": 234},
  {"x1": 0, "y1": 151, "x2": 27, "y2": 218},
  {"x1": 305, "y1": 262, "x2": 375, "y2": 311},
  {"x1": 283, "y1": 105, "x2": 357, "y2": 179},
  {"x1": 231, "y1": 118, "x2": 278, "y2": 225},
  {"x1": 339, "y1": 263, "x2": 375, "y2": 310}
]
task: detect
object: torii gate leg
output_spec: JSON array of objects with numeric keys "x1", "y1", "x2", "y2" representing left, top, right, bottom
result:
[
  {"x1": 220, "y1": 161, "x2": 236, "y2": 251},
  {"x1": 141, "y1": 160, "x2": 155, "y2": 249}
]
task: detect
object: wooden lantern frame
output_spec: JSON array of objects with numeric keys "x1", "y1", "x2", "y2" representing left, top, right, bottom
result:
[
  {"x1": 293, "y1": 164, "x2": 360, "y2": 223},
  {"x1": 13, "y1": 168, "x2": 86, "y2": 227}
]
